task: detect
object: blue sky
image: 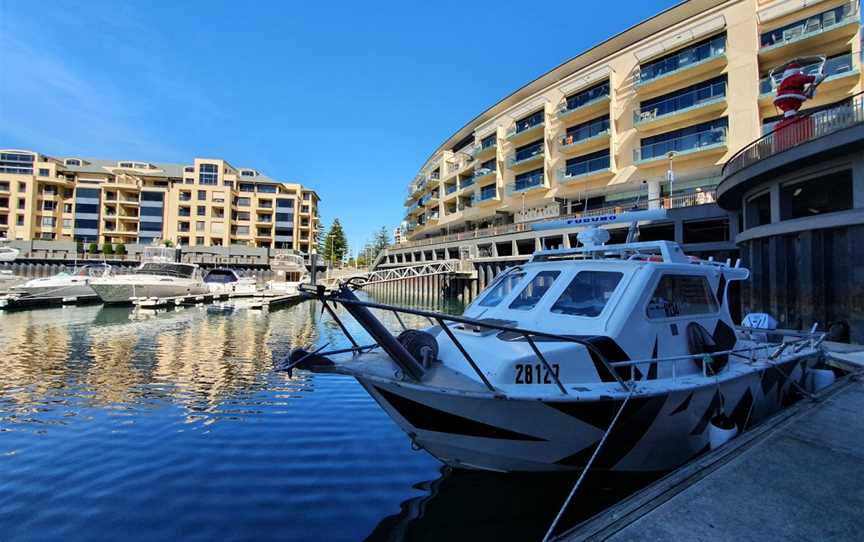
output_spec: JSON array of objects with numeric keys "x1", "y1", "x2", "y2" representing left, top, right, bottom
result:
[{"x1": 0, "y1": 0, "x2": 673, "y2": 252}]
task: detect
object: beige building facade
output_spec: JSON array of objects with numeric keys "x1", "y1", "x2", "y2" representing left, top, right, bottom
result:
[
  {"x1": 0, "y1": 150, "x2": 320, "y2": 253},
  {"x1": 401, "y1": 0, "x2": 862, "y2": 242}
]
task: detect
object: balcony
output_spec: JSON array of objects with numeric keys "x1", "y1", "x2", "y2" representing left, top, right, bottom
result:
[
  {"x1": 507, "y1": 147, "x2": 545, "y2": 171},
  {"x1": 758, "y1": 53, "x2": 858, "y2": 105},
  {"x1": 506, "y1": 117, "x2": 545, "y2": 145},
  {"x1": 460, "y1": 176, "x2": 475, "y2": 191},
  {"x1": 506, "y1": 171, "x2": 546, "y2": 196},
  {"x1": 557, "y1": 156, "x2": 613, "y2": 185},
  {"x1": 473, "y1": 168, "x2": 496, "y2": 184},
  {"x1": 559, "y1": 129, "x2": 611, "y2": 155},
  {"x1": 636, "y1": 35, "x2": 727, "y2": 94},
  {"x1": 444, "y1": 183, "x2": 459, "y2": 198},
  {"x1": 474, "y1": 187, "x2": 500, "y2": 205},
  {"x1": 472, "y1": 140, "x2": 498, "y2": 160},
  {"x1": 758, "y1": 3, "x2": 859, "y2": 64},
  {"x1": 634, "y1": 126, "x2": 728, "y2": 165},
  {"x1": 557, "y1": 94, "x2": 611, "y2": 125},
  {"x1": 634, "y1": 85, "x2": 727, "y2": 130}
]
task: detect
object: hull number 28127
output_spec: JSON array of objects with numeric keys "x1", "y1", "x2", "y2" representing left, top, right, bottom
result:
[{"x1": 514, "y1": 363, "x2": 560, "y2": 384}]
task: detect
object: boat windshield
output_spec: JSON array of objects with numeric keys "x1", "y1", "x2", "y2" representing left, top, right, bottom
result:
[
  {"x1": 134, "y1": 263, "x2": 196, "y2": 278},
  {"x1": 478, "y1": 270, "x2": 526, "y2": 307},
  {"x1": 204, "y1": 270, "x2": 238, "y2": 284},
  {"x1": 509, "y1": 271, "x2": 560, "y2": 311},
  {"x1": 550, "y1": 271, "x2": 623, "y2": 317}
]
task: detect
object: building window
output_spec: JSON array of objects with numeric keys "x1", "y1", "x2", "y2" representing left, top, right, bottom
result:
[
  {"x1": 199, "y1": 163, "x2": 218, "y2": 185},
  {"x1": 639, "y1": 76, "x2": 726, "y2": 121},
  {"x1": 196, "y1": 236, "x2": 205, "y2": 245},
  {"x1": 63, "y1": 218, "x2": 74, "y2": 229},
  {"x1": 639, "y1": 117, "x2": 728, "y2": 161},
  {"x1": 185, "y1": 178, "x2": 194, "y2": 184},
  {"x1": 43, "y1": 201, "x2": 56, "y2": 211},
  {"x1": 257, "y1": 184, "x2": 277, "y2": 193},
  {"x1": 241, "y1": 170, "x2": 256, "y2": 177},
  {"x1": 0, "y1": 181, "x2": 8, "y2": 191},
  {"x1": 233, "y1": 211, "x2": 250, "y2": 221},
  {"x1": 17, "y1": 198, "x2": 25, "y2": 209},
  {"x1": 564, "y1": 116, "x2": 609, "y2": 144},
  {"x1": 239, "y1": 183, "x2": 255, "y2": 192},
  {"x1": 780, "y1": 170, "x2": 853, "y2": 220},
  {"x1": 514, "y1": 140, "x2": 544, "y2": 162},
  {"x1": 63, "y1": 188, "x2": 73, "y2": 198},
  {"x1": 184, "y1": 166, "x2": 194, "y2": 173},
  {"x1": 179, "y1": 191, "x2": 191, "y2": 201},
  {"x1": 196, "y1": 222, "x2": 205, "y2": 232},
  {"x1": 0, "y1": 152, "x2": 35, "y2": 175},
  {"x1": 41, "y1": 217, "x2": 56, "y2": 227},
  {"x1": 179, "y1": 206, "x2": 191, "y2": 217},
  {"x1": 235, "y1": 197, "x2": 251, "y2": 207},
  {"x1": 197, "y1": 205, "x2": 206, "y2": 216},
  {"x1": 178, "y1": 222, "x2": 190, "y2": 232},
  {"x1": 233, "y1": 225, "x2": 250, "y2": 235},
  {"x1": 303, "y1": 192, "x2": 311, "y2": 200},
  {"x1": 18, "y1": 182, "x2": 26, "y2": 191},
  {"x1": 64, "y1": 203, "x2": 73, "y2": 213},
  {"x1": 301, "y1": 205, "x2": 309, "y2": 213},
  {"x1": 564, "y1": 80, "x2": 610, "y2": 111},
  {"x1": 223, "y1": 181, "x2": 234, "y2": 188},
  {"x1": 16, "y1": 215, "x2": 24, "y2": 226},
  {"x1": 197, "y1": 190, "x2": 207, "y2": 201},
  {"x1": 745, "y1": 192, "x2": 771, "y2": 229},
  {"x1": 639, "y1": 34, "x2": 726, "y2": 83},
  {"x1": 64, "y1": 159, "x2": 81, "y2": 166},
  {"x1": 514, "y1": 168, "x2": 544, "y2": 191},
  {"x1": 480, "y1": 133, "x2": 497, "y2": 149}
]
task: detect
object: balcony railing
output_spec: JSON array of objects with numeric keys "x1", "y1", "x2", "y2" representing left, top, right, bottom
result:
[
  {"x1": 398, "y1": 189, "x2": 717, "y2": 249},
  {"x1": 472, "y1": 140, "x2": 497, "y2": 156},
  {"x1": 724, "y1": 93, "x2": 864, "y2": 177},
  {"x1": 473, "y1": 168, "x2": 496, "y2": 182},
  {"x1": 559, "y1": 128, "x2": 610, "y2": 149},
  {"x1": 506, "y1": 171, "x2": 545, "y2": 195},
  {"x1": 507, "y1": 119, "x2": 544, "y2": 139},
  {"x1": 445, "y1": 184, "x2": 458, "y2": 195},
  {"x1": 637, "y1": 35, "x2": 726, "y2": 85},
  {"x1": 557, "y1": 92, "x2": 609, "y2": 117},
  {"x1": 759, "y1": 53, "x2": 856, "y2": 95},
  {"x1": 760, "y1": 2, "x2": 858, "y2": 51},
  {"x1": 557, "y1": 155, "x2": 611, "y2": 181},
  {"x1": 634, "y1": 127, "x2": 727, "y2": 163},
  {"x1": 508, "y1": 148, "x2": 545, "y2": 167},
  {"x1": 475, "y1": 188, "x2": 499, "y2": 202},
  {"x1": 460, "y1": 177, "x2": 475, "y2": 189},
  {"x1": 634, "y1": 83, "x2": 726, "y2": 124}
]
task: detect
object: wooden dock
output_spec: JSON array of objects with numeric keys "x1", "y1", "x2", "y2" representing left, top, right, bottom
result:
[
  {"x1": 132, "y1": 291, "x2": 303, "y2": 310},
  {"x1": 558, "y1": 350, "x2": 864, "y2": 541}
]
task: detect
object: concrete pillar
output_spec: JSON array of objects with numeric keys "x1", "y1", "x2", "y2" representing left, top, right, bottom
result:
[{"x1": 648, "y1": 180, "x2": 661, "y2": 209}]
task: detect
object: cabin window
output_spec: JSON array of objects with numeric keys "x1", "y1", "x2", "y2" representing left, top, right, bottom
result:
[
  {"x1": 478, "y1": 271, "x2": 526, "y2": 307},
  {"x1": 551, "y1": 271, "x2": 623, "y2": 317},
  {"x1": 646, "y1": 274, "x2": 718, "y2": 319},
  {"x1": 509, "y1": 271, "x2": 560, "y2": 311}
]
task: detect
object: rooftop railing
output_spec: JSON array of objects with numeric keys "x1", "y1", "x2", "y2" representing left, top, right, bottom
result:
[
  {"x1": 557, "y1": 92, "x2": 610, "y2": 117},
  {"x1": 759, "y1": 2, "x2": 858, "y2": 50},
  {"x1": 724, "y1": 92, "x2": 864, "y2": 177},
  {"x1": 506, "y1": 119, "x2": 545, "y2": 138}
]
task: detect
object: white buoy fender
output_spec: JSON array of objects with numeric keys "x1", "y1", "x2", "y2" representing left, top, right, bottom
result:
[{"x1": 708, "y1": 414, "x2": 739, "y2": 450}]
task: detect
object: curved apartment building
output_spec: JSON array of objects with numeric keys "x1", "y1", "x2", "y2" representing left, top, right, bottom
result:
[{"x1": 401, "y1": 0, "x2": 862, "y2": 243}]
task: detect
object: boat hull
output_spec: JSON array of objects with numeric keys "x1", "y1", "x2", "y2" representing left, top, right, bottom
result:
[
  {"x1": 11, "y1": 282, "x2": 95, "y2": 299},
  {"x1": 91, "y1": 281, "x2": 208, "y2": 304},
  {"x1": 356, "y1": 355, "x2": 815, "y2": 473}
]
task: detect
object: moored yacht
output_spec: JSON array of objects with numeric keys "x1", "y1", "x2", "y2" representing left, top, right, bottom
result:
[
  {"x1": 0, "y1": 242, "x2": 19, "y2": 262},
  {"x1": 289, "y1": 216, "x2": 823, "y2": 474},
  {"x1": 90, "y1": 246, "x2": 207, "y2": 304},
  {"x1": 10, "y1": 264, "x2": 110, "y2": 299},
  {"x1": 203, "y1": 268, "x2": 258, "y2": 294},
  {"x1": 268, "y1": 250, "x2": 307, "y2": 294}
]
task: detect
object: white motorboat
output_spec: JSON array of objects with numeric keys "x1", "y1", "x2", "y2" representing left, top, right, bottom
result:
[
  {"x1": 0, "y1": 270, "x2": 26, "y2": 293},
  {"x1": 287, "y1": 218, "x2": 823, "y2": 474},
  {"x1": 203, "y1": 268, "x2": 258, "y2": 295},
  {"x1": 90, "y1": 246, "x2": 207, "y2": 304},
  {"x1": 10, "y1": 264, "x2": 110, "y2": 299},
  {"x1": 0, "y1": 243, "x2": 19, "y2": 262},
  {"x1": 268, "y1": 250, "x2": 307, "y2": 294}
]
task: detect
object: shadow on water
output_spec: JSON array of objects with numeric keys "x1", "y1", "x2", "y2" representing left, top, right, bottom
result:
[{"x1": 365, "y1": 466, "x2": 663, "y2": 541}]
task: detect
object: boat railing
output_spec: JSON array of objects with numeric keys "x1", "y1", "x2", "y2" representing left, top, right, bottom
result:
[{"x1": 298, "y1": 283, "x2": 828, "y2": 394}]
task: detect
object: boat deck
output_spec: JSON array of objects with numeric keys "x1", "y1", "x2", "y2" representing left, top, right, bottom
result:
[{"x1": 559, "y1": 349, "x2": 864, "y2": 541}]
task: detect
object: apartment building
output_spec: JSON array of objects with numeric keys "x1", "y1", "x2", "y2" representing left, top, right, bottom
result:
[
  {"x1": 402, "y1": 0, "x2": 862, "y2": 242},
  {"x1": 0, "y1": 150, "x2": 320, "y2": 253}
]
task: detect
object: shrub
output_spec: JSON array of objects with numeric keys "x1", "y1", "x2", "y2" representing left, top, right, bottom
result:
[
  {"x1": 115, "y1": 243, "x2": 127, "y2": 256},
  {"x1": 103, "y1": 243, "x2": 114, "y2": 255},
  {"x1": 87, "y1": 242, "x2": 98, "y2": 255}
]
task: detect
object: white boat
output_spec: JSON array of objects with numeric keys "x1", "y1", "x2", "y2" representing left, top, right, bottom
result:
[
  {"x1": 90, "y1": 246, "x2": 207, "y2": 304},
  {"x1": 10, "y1": 264, "x2": 110, "y2": 299},
  {"x1": 288, "y1": 218, "x2": 823, "y2": 474},
  {"x1": 268, "y1": 250, "x2": 307, "y2": 294},
  {"x1": 0, "y1": 243, "x2": 19, "y2": 262},
  {"x1": 203, "y1": 268, "x2": 258, "y2": 294},
  {"x1": 0, "y1": 270, "x2": 26, "y2": 293}
]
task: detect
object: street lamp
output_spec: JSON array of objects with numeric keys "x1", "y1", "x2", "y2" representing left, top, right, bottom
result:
[{"x1": 666, "y1": 151, "x2": 676, "y2": 208}]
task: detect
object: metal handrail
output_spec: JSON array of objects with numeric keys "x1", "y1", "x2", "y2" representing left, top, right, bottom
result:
[{"x1": 723, "y1": 91, "x2": 864, "y2": 177}]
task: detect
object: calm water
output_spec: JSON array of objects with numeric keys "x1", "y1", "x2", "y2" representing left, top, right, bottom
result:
[{"x1": 0, "y1": 297, "x2": 641, "y2": 541}]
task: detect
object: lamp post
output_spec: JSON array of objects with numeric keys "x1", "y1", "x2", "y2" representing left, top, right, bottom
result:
[{"x1": 666, "y1": 151, "x2": 676, "y2": 208}]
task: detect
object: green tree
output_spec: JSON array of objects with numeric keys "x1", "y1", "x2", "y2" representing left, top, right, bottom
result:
[
  {"x1": 115, "y1": 242, "x2": 127, "y2": 256},
  {"x1": 102, "y1": 242, "x2": 114, "y2": 255},
  {"x1": 322, "y1": 219, "x2": 348, "y2": 266},
  {"x1": 87, "y1": 242, "x2": 98, "y2": 255},
  {"x1": 163, "y1": 239, "x2": 174, "y2": 247},
  {"x1": 370, "y1": 226, "x2": 391, "y2": 259}
]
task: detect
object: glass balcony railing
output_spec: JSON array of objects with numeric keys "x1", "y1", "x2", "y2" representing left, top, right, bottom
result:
[
  {"x1": 508, "y1": 148, "x2": 544, "y2": 167},
  {"x1": 507, "y1": 119, "x2": 544, "y2": 138},
  {"x1": 638, "y1": 35, "x2": 726, "y2": 85},
  {"x1": 507, "y1": 171, "x2": 545, "y2": 195},
  {"x1": 559, "y1": 127, "x2": 610, "y2": 148},
  {"x1": 635, "y1": 82, "x2": 726, "y2": 123},
  {"x1": 760, "y1": 3, "x2": 858, "y2": 50},
  {"x1": 460, "y1": 177, "x2": 475, "y2": 190},
  {"x1": 475, "y1": 188, "x2": 499, "y2": 202},
  {"x1": 472, "y1": 140, "x2": 497, "y2": 156},
  {"x1": 445, "y1": 184, "x2": 458, "y2": 195},
  {"x1": 473, "y1": 168, "x2": 496, "y2": 181},
  {"x1": 759, "y1": 53, "x2": 856, "y2": 95},
  {"x1": 558, "y1": 91, "x2": 610, "y2": 117},
  {"x1": 558, "y1": 155, "x2": 611, "y2": 181},
  {"x1": 635, "y1": 127, "x2": 727, "y2": 162}
]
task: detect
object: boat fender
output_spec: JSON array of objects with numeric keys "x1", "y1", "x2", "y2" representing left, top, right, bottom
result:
[
  {"x1": 806, "y1": 366, "x2": 836, "y2": 393},
  {"x1": 708, "y1": 413, "x2": 738, "y2": 450},
  {"x1": 282, "y1": 348, "x2": 335, "y2": 374},
  {"x1": 397, "y1": 330, "x2": 439, "y2": 369}
]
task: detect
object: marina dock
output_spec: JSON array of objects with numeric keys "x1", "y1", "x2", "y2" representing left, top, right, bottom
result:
[{"x1": 559, "y1": 351, "x2": 864, "y2": 541}]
